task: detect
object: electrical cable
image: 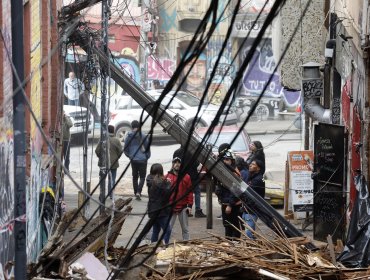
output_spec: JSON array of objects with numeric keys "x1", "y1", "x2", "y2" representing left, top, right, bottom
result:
[
  {"x1": 6, "y1": 0, "x2": 350, "y2": 276},
  {"x1": 108, "y1": 0, "x2": 288, "y2": 276}
]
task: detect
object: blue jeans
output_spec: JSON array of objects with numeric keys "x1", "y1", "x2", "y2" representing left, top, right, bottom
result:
[
  {"x1": 193, "y1": 184, "x2": 201, "y2": 210},
  {"x1": 242, "y1": 213, "x2": 258, "y2": 239},
  {"x1": 151, "y1": 215, "x2": 172, "y2": 245}
]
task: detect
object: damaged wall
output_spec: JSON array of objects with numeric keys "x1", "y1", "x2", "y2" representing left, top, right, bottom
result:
[{"x1": 277, "y1": 0, "x2": 326, "y2": 90}]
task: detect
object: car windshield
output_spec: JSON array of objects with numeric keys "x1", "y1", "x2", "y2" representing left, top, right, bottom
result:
[
  {"x1": 198, "y1": 131, "x2": 248, "y2": 152},
  {"x1": 152, "y1": 92, "x2": 200, "y2": 107}
]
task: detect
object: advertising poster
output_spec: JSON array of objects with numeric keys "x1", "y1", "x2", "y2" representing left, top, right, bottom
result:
[{"x1": 288, "y1": 151, "x2": 314, "y2": 212}]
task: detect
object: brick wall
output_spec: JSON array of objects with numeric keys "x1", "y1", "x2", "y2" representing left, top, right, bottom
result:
[{"x1": 0, "y1": 0, "x2": 15, "y2": 275}]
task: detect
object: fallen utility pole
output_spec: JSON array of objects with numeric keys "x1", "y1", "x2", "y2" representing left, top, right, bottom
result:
[
  {"x1": 71, "y1": 30, "x2": 315, "y2": 250},
  {"x1": 90, "y1": 45, "x2": 316, "y2": 250}
]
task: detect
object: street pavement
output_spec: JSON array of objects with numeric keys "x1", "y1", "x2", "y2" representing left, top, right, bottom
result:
[{"x1": 64, "y1": 116, "x2": 314, "y2": 248}]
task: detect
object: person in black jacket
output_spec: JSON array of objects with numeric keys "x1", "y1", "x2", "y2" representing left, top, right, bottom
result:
[
  {"x1": 215, "y1": 147, "x2": 243, "y2": 240},
  {"x1": 242, "y1": 159, "x2": 265, "y2": 239},
  {"x1": 146, "y1": 163, "x2": 172, "y2": 245},
  {"x1": 245, "y1": 141, "x2": 265, "y2": 174}
]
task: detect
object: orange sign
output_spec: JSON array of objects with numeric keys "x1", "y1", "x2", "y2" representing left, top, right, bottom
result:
[{"x1": 288, "y1": 151, "x2": 314, "y2": 212}]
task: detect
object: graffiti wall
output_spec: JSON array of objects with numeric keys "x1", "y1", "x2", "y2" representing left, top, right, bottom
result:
[
  {"x1": 159, "y1": 2, "x2": 177, "y2": 33},
  {"x1": 0, "y1": 127, "x2": 14, "y2": 277},
  {"x1": 147, "y1": 56, "x2": 175, "y2": 84},
  {"x1": 28, "y1": 0, "x2": 44, "y2": 262},
  {"x1": 0, "y1": 1, "x2": 15, "y2": 276},
  {"x1": 238, "y1": 38, "x2": 300, "y2": 109},
  {"x1": 178, "y1": 37, "x2": 234, "y2": 103},
  {"x1": 207, "y1": 37, "x2": 234, "y2": 104},
  {"x1": 115, "y1": 56, "x2": 140, "y2": 84},
  {"x1": 179, "y1": 51, "x2": 207, "y2": 98}
]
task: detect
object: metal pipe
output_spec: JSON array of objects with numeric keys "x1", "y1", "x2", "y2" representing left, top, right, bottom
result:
[
  {"x1": 12, "y1": 0, "x2": 27, "y2": 278},
  {"x1": 304, "y1": 98, "x2": 331, "y2": 123}
]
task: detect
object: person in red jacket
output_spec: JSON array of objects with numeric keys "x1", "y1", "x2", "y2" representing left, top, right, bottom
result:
[{"x1": 166, "y1": 156, "x2": 193, "y2": 241}]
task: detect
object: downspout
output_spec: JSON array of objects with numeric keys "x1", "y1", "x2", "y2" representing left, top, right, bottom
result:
[
  {"x1": 304, "y1": 38, "x2": 335, "y2": 123},
  {"x1": 304, "y1": 98, "x2": 331, "y2": 123},
  {"x1": 361, "y1": 0, "x2": 369, "y2": 48}
]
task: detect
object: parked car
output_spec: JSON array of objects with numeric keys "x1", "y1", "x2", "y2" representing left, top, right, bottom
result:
[
  {"x1": 196, "y1": 125, "x2": 284, "y2": 206},
  {"x1": 63, "y1": 105, "x2": 94, "y2": 138},
  {"x1": 109, "y1": 91, "x2": 238, "y2": 142},
  {"x1": 264, "y1": 179, "x2": 285, "y2": 207},
  {"x1": 195, "y1": 125, "x2": 252, "y2": 160}
]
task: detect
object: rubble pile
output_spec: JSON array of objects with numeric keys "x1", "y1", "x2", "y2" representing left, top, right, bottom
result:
[{"x1": 140, "y1": 235, "x2": 370, "y2": 280}]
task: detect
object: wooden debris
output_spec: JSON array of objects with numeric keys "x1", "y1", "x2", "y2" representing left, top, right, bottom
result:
[
  {"x1": 137, "y1": 234, "x2": 370, "y2": 280},
  {"x1": 30, "y1": 198, "x2": 132, "y2": 278},
  {"x1": 326, "y1": 235, "x2": 337, "y2": 266}
]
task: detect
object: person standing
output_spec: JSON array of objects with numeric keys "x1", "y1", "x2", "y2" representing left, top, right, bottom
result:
[
  {"x1": 95, "y1": 125, "x2": 122, "y2": 198},
  {"x1": 146, "y1": 163, "x2": 172, "y2": 245},
  {"x1": 235, "y1": 156, "x2": 248, "y2": 183},
  {"x1": 242, "y1": 159, "x2": 266, "y2": 239},
  {"x1": 215, "y1": 148, "x2": 243, "y2": 240},
  {"x1": 173, "y1": 146, "x2": 206, "y2": 218},
  {"x1": 64, "y1": 71, "x2": 85, "y2": 106},
  {"x1": 124, "y1": 120, "x2": 151, "y2": 200},
  {"x1": 62, "y1": 111, "x2": 73, "y2": 171},
  {"x1": 166, "y1": 156, "x2": 193, "y2": 241},
  {"x1": 245, "y1": 141, "x2": 265, "y2": 174}
]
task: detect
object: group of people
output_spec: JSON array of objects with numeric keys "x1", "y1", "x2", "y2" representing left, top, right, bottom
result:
[
  {"x1": 62, "y1": 110, "x2": 266, "y2": 244},
  {"x1": 215, "y1": 140, "x2": 266, "y2": 240},
  {"x1": 146, "y1": 140, "x2": 266, "y2": 246},
  {"x1": 146, "y1": 146, "x2": 208, "y2": 245}
]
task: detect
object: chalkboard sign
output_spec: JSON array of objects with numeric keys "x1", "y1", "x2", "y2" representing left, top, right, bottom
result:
[{"x1": 313, "y1": 123, "x2": 346, "y2": 243}]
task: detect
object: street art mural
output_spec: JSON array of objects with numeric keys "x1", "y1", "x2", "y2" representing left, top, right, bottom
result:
[
  {"x1": 0, "y1": 1, "x2": 14, "y2": 277},
  {"x1": 239, "y1": 38, "x2": 300, "y2": 109},
  {"x1": 207, "y1": 37, "x2": 234, "y2": 104},
  {"x1": 159, "y1": 6, "x2": 177, "y2": 32},
  {"x1": 0, "y1": 128, "x2": 14, "y2": 276},
  {"x1": 27, "y1": 147, "x2": 50, "y2": 261},
  {"x1": 115, "y1": 56, "x2": 140, "y2": 84},
  {"x1": 179, "y1": 51, "x2": 207, "y2": 98},
  {"x1": 147, "y1": 56, "x2": 175, "y2": 83},
  {"x1": 28, "y1": 0, "x2": 47, "y2": 262}
]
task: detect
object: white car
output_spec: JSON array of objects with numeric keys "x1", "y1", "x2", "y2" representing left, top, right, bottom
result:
[
  {"x1": 109, "y1": 91, "x2": 238, "y2": 142},
  {"x1": 63, "y1": 105, "x2": 94, "y2": 137}
]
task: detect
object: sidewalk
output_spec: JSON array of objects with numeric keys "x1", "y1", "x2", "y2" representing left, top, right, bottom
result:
[
  {"x1": 243, "y1": 114, "x2": 300, "y2": 135},
  {"x1": 65, "y1": 185, "x2": 313, "y2": 249}
]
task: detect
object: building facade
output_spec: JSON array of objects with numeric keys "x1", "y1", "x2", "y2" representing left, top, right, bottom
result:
[{"x1": 0, "y1": 0, "x2": 62, "y2": 276}]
